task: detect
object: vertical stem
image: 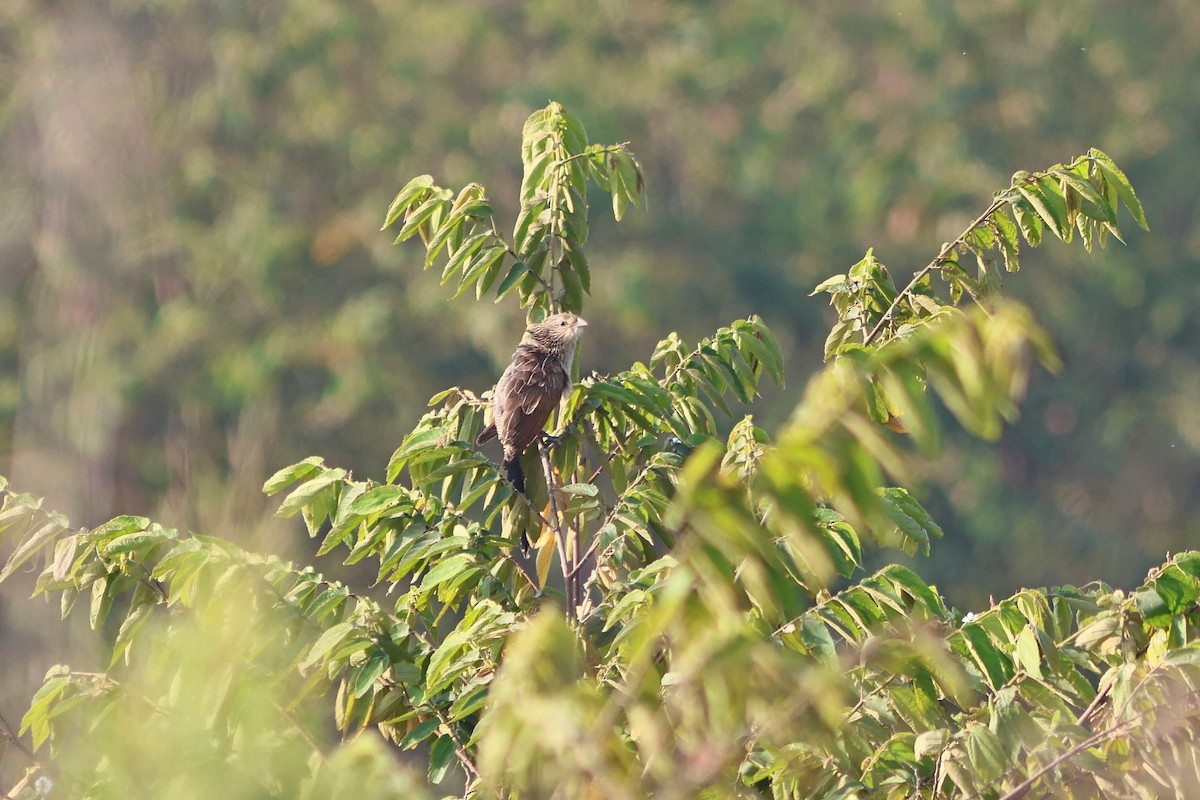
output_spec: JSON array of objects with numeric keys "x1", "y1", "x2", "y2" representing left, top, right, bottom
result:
[{"x1": 539, "y1": 444, "x2": 576, "y2": 622}]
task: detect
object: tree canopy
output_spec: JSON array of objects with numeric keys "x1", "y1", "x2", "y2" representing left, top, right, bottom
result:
[
  {"x1": 4, "y1": 101, "x2": 1194, "y2": 800},
  {"x1": 0, "y1": 1, "x2": 1194, "y2": 607}
]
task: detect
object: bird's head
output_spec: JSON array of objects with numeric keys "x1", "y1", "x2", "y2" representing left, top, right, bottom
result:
[{"x1": 527, "y1": 312, "x2": 588, "y2": 350}]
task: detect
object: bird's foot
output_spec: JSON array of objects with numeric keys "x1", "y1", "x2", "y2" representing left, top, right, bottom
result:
[{"x1": 539, "y1": 432, "x2": 563, "y2": 448}]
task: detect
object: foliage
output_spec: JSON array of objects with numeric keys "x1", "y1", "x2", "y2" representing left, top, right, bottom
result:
[
  {"x1": 1, "y1": 103, "x2": 1191, "y2": 800},
  {"x1": 0, "y1": 0, "x2": 1196, "y2": 641}
]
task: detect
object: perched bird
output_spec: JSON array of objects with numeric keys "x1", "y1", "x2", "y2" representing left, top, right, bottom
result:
[{"x1": 476, "y1": 312, "x2": 588, "y2": 494}]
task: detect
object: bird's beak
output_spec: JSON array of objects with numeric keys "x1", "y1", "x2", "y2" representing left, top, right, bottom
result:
[{"x1": 577, "y1": 317, "x2": 588, "y2": 327}]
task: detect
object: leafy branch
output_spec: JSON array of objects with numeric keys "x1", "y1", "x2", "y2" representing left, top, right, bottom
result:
[
  {"x1": 0, "y1": 102, "x2": 1174, "y2": 799},
  {"x1": 815, "y1": 148, "x2": 1148, "y2": 355}
]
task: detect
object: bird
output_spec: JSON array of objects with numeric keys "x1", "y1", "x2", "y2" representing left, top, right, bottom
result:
[{"x1": 476, "y1": 312, "x2": 588, "y2": 496}]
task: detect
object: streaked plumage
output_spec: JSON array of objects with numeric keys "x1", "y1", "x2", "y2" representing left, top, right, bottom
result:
[{"x1": 476, "y1": 312, "x2": 588, "y2": 494}]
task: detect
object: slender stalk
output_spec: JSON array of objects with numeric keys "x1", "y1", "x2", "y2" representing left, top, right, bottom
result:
[
  {"x1": 539, "y1": 444, "x2": 575, "y2": 621},
  {"x1": 862, "y1": 195, "x2": 1008, "y2": 347},
  {"x1": 397, "y1": 638, "x2": 481, "y2": 782},
  {"x1": 0, "y1": 710, "x2": 38, "y2": 771},
  {"x1": 0, "y1": 708, "x2": 52, "y2": 799},
  {"x1": 976, "y1": 684, "x2": 1200, "y2": 800}
]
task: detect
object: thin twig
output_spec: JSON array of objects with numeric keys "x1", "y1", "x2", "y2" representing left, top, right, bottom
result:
[
  {"x1": 986, "y1": 685, "x2": 1200, "y2": 800},
  {"x1": 0, "y1": 710, "x2": 37, "y2": 768},
  {"x1": 275, "y1": 701, "x2": 329, "y2": 767},
  {"x1": 500, "y1": 546, "x2": 539, "y2": 593},
  {"x1": 539, "y1": 445, "x2": 574, "y2": 621},
  {"x1": 575, "y1": 457, "x2": 670, "y2": 604},
  {"x1": 0, "y1": 708, "x2": 53, "y2": 799},
  {"x1": 396, "y1": 639, "x2": 481, "y2": 781},
  {"x1": 1075, "y1": 681, "x2": 1111, "y2": 727},
  {"x1": 566, "y1": 536, "x2": 601, "y2": 582},
  {"x1": 862, "y1": 195, "x2": 1008, "y2": 347}
]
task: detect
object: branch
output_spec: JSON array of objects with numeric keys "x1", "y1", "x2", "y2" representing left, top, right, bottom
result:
[
  {"x1": 574, "y1": 456, "x2": 669, "y2": 609},
  {"x1": 539, "y1": 444, "x2": 575, "y2": 622},
  {"x1": 0, "y1": 708, "x2": 54, "y2": 799},
  {"x1": 0, "y1": 709, "x2": 38, "y2": 770},
  {"x1": 862, "y1": 195, "x2": 1008, "y2": 347},
  {"x1": 987, "y1": 685, "x2": 1200, "y2": 800},
  {"x1": 394, "y1": 641, "x2": 481, "y2": 782},
  {"x1": 500, "y1": 545, "x2": 539, "y2": 594}
]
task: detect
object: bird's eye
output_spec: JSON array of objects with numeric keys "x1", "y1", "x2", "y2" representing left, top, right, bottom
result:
[{"x1": 559, "y1": 319, "x2": 567, "y2": 326}]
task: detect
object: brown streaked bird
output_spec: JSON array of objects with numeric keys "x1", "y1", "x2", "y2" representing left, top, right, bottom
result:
[{"x1": 476, "y1": 312, "x2": 588, "y2": 495}]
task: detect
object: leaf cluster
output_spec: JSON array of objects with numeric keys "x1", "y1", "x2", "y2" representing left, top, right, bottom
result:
[
  {"x1": 0, "y1": 104, "x2": 1178, "y2": 800},
  {"x1": 382, "y1": 102, "x2": 644, "y2": 318}
]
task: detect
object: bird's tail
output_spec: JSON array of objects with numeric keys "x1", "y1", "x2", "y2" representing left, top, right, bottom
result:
[
  {"x1": 503, "y1": 458, "x2": 530, "y2": 553},
  {"x1": 504, "y1": 458, "x2": 526, "y2": 495}
]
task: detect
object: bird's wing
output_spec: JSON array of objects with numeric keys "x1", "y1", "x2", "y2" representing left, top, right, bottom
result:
[
  {"x1": 475, "y1": 421, "x2": 497, "y2": 446},
  {"x1": 494, "y1": 345, "x2": 567, "y2": 459}
]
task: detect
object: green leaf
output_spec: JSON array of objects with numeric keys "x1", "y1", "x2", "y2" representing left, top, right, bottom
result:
[
  {"x1": 21, "y1": 674, "x2": 70, "y2": 749},
  {"x1": 275, "y1": 469, "x2": 347, "y2": 518},
  {"x1": 428, "y1": 734, "x2": 457, "y2": 784},
  {"x1": 399, "y1": 717, "x2": 440, "y2": 750},
  {"x1": 560, "y1": 263, "x2": 585, "y2": 312},
  {"x1": 382, "y1": 174, "x2": 434, "y2": 229},
  {"x1": 89, "y1": 574, "x2": 115, "y2": 629},
  {"x1": 1014, "y1": 626, "x2": 1044, "y2": 679},
  {"x1": 353, "y1": 649, "x2": 390, "y2": 698},
  {"x1": 441, "y1": 231, "x2": 492, "y2": 283},
  {"x1": 494, "y1": 260, "x2": 530, "y2": 301},
  {"x1": 418, "y1": 554, "x2": 476, "y2": 593},
  {"x1": 965, "y1": 725, "x2": 1008, "y2": 782},
  {"x1": 1017, "y1": 181, "x2": 1068, "y2": 240},
  {"x1": 914, "y1": 729, "x2": 948, "y2": 760},
  {"x1": 1091, "y1": 148, "x2": 1148, "y2": 230},
  {"x1": 1055, "y1": 169, "x2": 1112, "y2": 222},
  {"x1": 1011, "y1": 197, "x2": 1043, "y2": 246},
  {"x1": 350, "y1": 485, "x2": 409, "y2": 516},
  {"x1": 992, "y1": 210, "x2": 1021, "y2": 273},
  {"x1": 1075, "y1": 613, "x2": 1121, "y2": 654},
  {"x1": 0, "y1": 515, "x2": 69, "y2": 582},
  {"x1": 393, "y1": 190, "x2": 452, "y2": 244},
  {"x1": 879, "y1": 487, "x2": 942, "y2": 556},
  {"x1": 301, "y1": 622, "x2": 356, "y2": 671},
  {"x1": 262, "y1": 456, "x2": 326, "y2": 495},
  {"x1": 101, "y1": 530, "x2": 167, "y2": 557},
  {"x1": 449, "y1": 683, "x2": 489, "y2": 722},
  {"x1": 959, "y1": 623, "x2": 1011, "y2": 689},
  {"x1": 1153, "y1": 567, "x2": 1199, "y2": 614},
  {"x1": 387, "y1": 427, "x2": 447, "y2": 480},
  {"x1": 1134, "y1": 586, "x2": 1171, "y2": 627}
]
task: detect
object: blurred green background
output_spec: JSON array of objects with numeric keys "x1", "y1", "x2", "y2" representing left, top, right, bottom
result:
[{"x1": 1, "y1": 0, "x2": 1196, "y2": 737}]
